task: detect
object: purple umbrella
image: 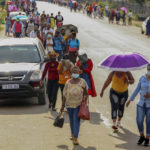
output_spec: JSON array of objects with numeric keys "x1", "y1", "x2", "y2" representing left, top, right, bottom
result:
[
  {"x1": 99, "y1": 53, "x2": 149, "y2": 72},
  {"x1": 120, "y1": 7, "x2": 128, "y2": 13}
]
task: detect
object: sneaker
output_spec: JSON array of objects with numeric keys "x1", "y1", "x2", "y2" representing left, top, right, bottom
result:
[
  {"x1": 137, "y1": 136, "x2": 145, "y2": 145},
  {"x1": 144, "y1": 138, "x2": 149, "y2": 147},
  {"x1": 117, "y1": 121, "x2": 123, "y2": 128},
  {"x1": 112, "y1": 125, "x2": 118, "y2": 130}
]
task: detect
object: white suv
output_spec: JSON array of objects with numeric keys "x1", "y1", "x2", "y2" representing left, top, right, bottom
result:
[{"x1": 0, "y1": 38, "x2": 47, "y2": 105}]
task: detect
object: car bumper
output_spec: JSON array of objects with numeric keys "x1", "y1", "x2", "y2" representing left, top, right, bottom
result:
[{"x1": 0, "y1": 83, "x2": 44, "y2": 99}]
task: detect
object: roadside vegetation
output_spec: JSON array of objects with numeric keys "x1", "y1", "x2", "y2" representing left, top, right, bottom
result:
[{"x1": 0, "y1": 3, "x2": 7, "y2": 31}]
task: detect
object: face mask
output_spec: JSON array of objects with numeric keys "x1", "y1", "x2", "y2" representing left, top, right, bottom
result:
[
  {"x1": 63, "y1": 66, "x2": 67, "y2": 71},
  {"x1": 147, "y1": 71, "x2": 150, "y2": 76},
  {"x1": 72, "y1": 73, "x2": 79, "y2": 79}
]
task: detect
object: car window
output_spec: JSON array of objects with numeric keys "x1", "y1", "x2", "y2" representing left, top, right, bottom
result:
[{"x1": 0, "y1": 45, "x2": 41, "y2": 63}]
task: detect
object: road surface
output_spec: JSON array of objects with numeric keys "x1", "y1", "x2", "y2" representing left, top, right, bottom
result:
[{"x1": 0, "y1": 1, "x2": 150, "y2": 150}]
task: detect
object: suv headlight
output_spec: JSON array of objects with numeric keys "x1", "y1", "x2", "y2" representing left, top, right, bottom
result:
[{"x1": 30, "y1": 70, "x2": 42, "y2": 81}]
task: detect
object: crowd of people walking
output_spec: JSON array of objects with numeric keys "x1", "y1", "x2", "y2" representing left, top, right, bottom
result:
[
  {"x1": 3, "y1": 0, "x2": 150, "y2": 147},
  {"x1": 46, "y1": 0, "x2": 134, "y2": 26}
]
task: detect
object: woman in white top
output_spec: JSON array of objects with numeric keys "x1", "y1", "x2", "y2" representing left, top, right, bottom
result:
[
  {"x1": 46, "y1": 34, "x2": 53, "y2": 54},
  {"x1": 26, "y1": 19, "x2": 34, "y2": 36}
]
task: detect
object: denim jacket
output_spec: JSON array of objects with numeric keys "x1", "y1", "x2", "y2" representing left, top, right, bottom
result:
[
  {"x1": 130, "y1": 75, "x2": 150, "y2": 108},
  {"x1": 53, "y1": 35, "x2": 65, "y2": 51}
]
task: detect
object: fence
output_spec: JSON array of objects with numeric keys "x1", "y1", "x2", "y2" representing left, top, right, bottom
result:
[{"x1": 111, "y1": 0, "x2": 150, "y2": 15}]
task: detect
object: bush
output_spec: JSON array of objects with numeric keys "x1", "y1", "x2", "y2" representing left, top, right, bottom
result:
[{"x1": 0, "y1": 6, "x2": 7, "y2": 31}]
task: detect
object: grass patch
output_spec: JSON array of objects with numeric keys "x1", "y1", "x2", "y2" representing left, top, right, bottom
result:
[
  {"x1": 132, "y1": 20, "x2": 142, "y2": 28},
  {"x1": 0, "y1": 5, "x2": 7, "y2": 31}
]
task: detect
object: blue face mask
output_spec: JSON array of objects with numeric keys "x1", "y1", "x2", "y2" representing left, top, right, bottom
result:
[
  {"x1": 147, "y1": 71, "x2": 150, "y2": 76},
  {"x1": 72, "y1": 73, "x2": 79, "y2": 79}
]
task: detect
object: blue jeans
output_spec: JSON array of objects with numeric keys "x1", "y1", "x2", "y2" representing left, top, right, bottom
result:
[
  {"x1": 136, "y1": 105, "x2": 150, "y2": 136},
  {"x1": 67, "y1": 106, "x2": 80, "y2": 138},
  {"x1": 15, "y1": 32, "x2": 21, "y2": 38},
  {"x1": 5, "y1": 24, "x2": 11, "y2": 34},
  {"x1": 54, "y1": 50, "x2": 63, "y2": 62}
]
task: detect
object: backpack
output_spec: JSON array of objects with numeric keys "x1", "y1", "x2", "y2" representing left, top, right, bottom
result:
[{"x1": 68, "y1": 38, "x2": 79, "y2": 46}]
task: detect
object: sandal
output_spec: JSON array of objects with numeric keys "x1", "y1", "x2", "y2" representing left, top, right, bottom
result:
[
  {"x1": 73, "y1": 139, "x2": 79, "y2": 145},
  {"x1": 49, "y1": 104, "x2": 52, "y2": 108},
  {"x1": 70, "y1": 134, "x2": 74, "y2": 140}
]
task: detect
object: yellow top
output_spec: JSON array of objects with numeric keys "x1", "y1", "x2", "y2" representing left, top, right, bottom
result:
[
  {"x1": 50, "y1": 18, "x2": 55, "y2": 29},
  {"x1": 63, "y1": 35, "x2": 67, "y2": 41},
  {"x1": 57, "y1": 63, "x2": 71, "y2": 85},
  {"x1": 112, "y1": 73, "x2": 128, "y2": 93}
]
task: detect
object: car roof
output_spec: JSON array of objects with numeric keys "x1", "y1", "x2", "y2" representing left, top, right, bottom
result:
[
  {"x1": 10, "y1": 12, "x2": 26, "y2": 15},
  {"x1": 0, "y1": 38, "x2": 40, "y2": 46}
]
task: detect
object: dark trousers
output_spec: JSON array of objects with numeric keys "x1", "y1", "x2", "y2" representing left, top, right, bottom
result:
[
  {"x1": 15, "y1": 32, "x2": 21, "y2": 38},
  {"x1": 55, "y1": 50, "x2": 63, "y2": 62},
  {"x1": 69, "y1": 51, "x2": 78, "y2": 64},
  {"x1": 59, "y1": 84, "x2": 65, "y2": 101},
  {"x1": 47, "y1": 80, "x2": 59, "y2": 108},
  {"x1": 109, "y1": 89, "x2": 128, "y2": 120}
]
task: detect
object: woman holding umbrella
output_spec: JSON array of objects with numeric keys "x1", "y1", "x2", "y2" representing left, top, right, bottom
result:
[
  {"x1": 99, "y1": 53, "x2": 148, "y2": 129},
  {"x1": 100, "y1": 71, "x2": 134, "y2": 129}
]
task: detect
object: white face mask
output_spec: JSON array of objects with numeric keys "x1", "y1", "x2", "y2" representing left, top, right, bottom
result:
[
  {"x1": 63, "y1": 66, "x2": 67, "y2": 71},
  {"x1": 72, "y1": 73, "x2": 79, "y2": 79}
]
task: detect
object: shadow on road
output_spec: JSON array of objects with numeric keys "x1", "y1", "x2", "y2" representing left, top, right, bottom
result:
[
  {"x1": 89, "y1": 112, "x2": 103, "y2": 125},
  {"x1": 0, "y1": 97, "x2": 49, "y2": 115},
  {"x1": 109, "y1": 127, "x2": 146, "y2": 150},
  {"x1": 57, "y1": 145, "x2": 97, "y2": 150},
  {"x1": 48, "y1": 111, "x2": 103, "y2": 125}
]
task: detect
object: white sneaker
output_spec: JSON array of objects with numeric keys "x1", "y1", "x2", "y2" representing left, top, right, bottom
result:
[{"x1": 117, "y1": 121, "x2": 123, "y2": 128}]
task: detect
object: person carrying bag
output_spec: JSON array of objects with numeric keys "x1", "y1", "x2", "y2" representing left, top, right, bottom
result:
[
  {"x1": 78, "y1": 97, "x2": 90, "y2": 120},
  {"x1": 60, "y1": 66, "x2": 89, "y2": 145},
  {"x1": 54, "y1": 112, "x2": 64, "y2": 128}
]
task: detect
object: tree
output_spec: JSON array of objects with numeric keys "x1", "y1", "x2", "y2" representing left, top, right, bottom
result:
[{"x1": 134, "y1": 0, "x2": 146, "y2": 4}]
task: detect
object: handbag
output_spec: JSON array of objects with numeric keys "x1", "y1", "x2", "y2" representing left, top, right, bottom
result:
[
  {"x1": 78, "y1": 99, "x2": 90, "y2": 120},
  {"x1": 53, "y1": 112, "x2": 64, "y2": 128}
]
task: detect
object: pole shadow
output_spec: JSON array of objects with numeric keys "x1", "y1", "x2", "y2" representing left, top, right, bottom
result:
[{"x1": 57, "y1": 145, "x2": 97, "y2": 150}]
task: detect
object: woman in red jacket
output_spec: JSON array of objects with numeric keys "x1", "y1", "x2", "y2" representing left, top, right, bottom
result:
[
  {"x1": 76, "y1": 53, "x2": 97, "y2": 97},
  {"x1": 40, "y1": 51, "x2": 59, "y2": 110},
  {"x1": 89, "y1": 5, "x2": 93, "y2": 16}
]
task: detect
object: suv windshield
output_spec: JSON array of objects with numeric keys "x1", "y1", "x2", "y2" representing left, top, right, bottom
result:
[{"x1": 0, "y1": 45, "x2": 41, "y2": 63}]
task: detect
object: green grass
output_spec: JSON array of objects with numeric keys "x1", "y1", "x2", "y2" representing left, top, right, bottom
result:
[{"x1": 0, "y1": 3, "x2": 7, "y2": 31}]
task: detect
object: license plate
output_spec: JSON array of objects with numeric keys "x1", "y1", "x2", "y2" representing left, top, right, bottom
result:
[{"x1": 2, "y1": 84, "x2": 20, "y2": 90}]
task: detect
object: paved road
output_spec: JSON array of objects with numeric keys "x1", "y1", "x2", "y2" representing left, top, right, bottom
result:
[{"x1": 0, "y1": 2, "x2": 150, "y2": 150}]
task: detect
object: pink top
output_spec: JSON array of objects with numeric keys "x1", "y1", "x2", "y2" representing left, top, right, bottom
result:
[{"x1": 69, "y1": 47, "x2": 78, "y2": 52}]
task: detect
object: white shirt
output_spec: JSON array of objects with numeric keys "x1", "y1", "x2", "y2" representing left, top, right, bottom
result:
[
  {"x1": 46, "y1": 39, "x2": 53, "y2": 53},
  {"x1": 56, "y1": 15, "x2": 63, "y2": 21},
  {"x1": 30, "y1": 30, "x2": 37, "y2": 38},
  {"x1": 128, "y1": 12, "x2": 133, "y2": 18},
  {"x1": 105, "y1": 6, "x2": 109, "y2": 10},
  {"x1": 44, "y1": 28, "x2": 54, "y2": 35}
]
